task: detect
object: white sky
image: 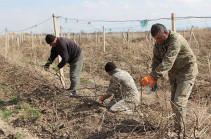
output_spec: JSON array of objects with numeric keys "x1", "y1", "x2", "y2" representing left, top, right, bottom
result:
[{"x1": 0, "y1": 0, "x2": 210, "y2": 33}]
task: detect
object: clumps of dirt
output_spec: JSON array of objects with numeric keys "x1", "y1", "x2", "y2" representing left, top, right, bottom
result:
[
  {"x1": 0, "y1": 30, "x2": 211, "y2": 138},
  {"x1": 0, "y1": 57, "x2": 160, "y2": 138}
]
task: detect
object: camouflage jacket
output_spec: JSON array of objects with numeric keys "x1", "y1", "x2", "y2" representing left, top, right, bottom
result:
[
  {"x1": 150, "y1": 31, "x2": 198, "y2": 82},
  {"x1": 103, "y1": 69, "x2": 140, "y2": 103}
]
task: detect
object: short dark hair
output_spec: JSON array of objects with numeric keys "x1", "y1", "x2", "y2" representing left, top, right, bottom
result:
[
  {"x1": 151, "y1": 23, "x2": 167, "y2": 37},
  {"x1": 105, "y1": 62, "x2": 117, "y2": 72},
  {"x1": 45, "y1": 34, "x2": 56, "y2": 44}
]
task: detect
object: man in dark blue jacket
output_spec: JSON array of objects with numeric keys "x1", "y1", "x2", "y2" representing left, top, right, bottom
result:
[{"x1": 44, "y1": 34, "x2": 84, "y2": 95}]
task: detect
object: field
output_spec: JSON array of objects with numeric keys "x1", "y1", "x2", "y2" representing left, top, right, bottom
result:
[{"x1": 0, "y1": 29, "x2": 211, "y2": 139}]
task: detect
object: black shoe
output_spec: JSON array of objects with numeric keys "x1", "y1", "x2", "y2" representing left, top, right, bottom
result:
[
  {"x1": 70, "y1": 92, "x2": 77, "y2": 96},
  {"x1": 68, "y1": 90, "x2": 77, "y2": 96}
]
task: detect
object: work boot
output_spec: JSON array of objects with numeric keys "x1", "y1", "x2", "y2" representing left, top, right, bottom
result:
[
  {"x1": 67, "y1": 88, "x2": 77, "y2": 96},
  {"x1": 165, "y1": 130, "x2": 184, "y2": 139}
]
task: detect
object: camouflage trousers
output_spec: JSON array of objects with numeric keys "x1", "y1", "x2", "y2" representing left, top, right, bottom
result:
[
  {"x1": 106, "y1": 99, "x2": 138, "y2": 115},
  {"x1": 170, "y1": 77, "x2": 195, "y2": 131}
]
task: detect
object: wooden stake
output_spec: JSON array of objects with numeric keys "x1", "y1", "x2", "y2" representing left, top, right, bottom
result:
[
  {"x1": 79, "y1": 33, "x2": 81, "y2": 43},
  {"x1": 73, "y1": 33, "x2": 76, "y2": 43},
  {"x1": 39, "y1": 35, "x2": 42, "y2": 46},
  {"x1": 11, "y1": 34, "x2": 14, "y2": 47},
  {"x1": 127, "y1": 29, "x2": 130, "y2": 47},
  {"x1": 31, "y1": 32, "x2": 34, "y2": 50},
  {"x1": 16, "y1": 37, "x2": 20, "y2": 50},
  {"x1": 171, "y1": 13, "x2": 176, "y2": 32},
  {"x1": 122, "y1": 32, "x2": 124, "y2": 44},
  {"x1": 53, "y1": 14, "x2": 66, "y2": 88},
  {"x1": 60, "y1": 26, "x2": 63, "y2": 37},
  {"x1": 95, "y1": 31, "x2": 98, "y2": 46},
  {"x1": 103, "y1": 26, "x2": 105, "y2": 52},
  {"x1": 7, "y1": 35, "x2": 10, "y2": 52},
  {"x1": 208, "y1": 54, "x2": 211, "y2": 76},
  {"x1": 4, "y1": 35, "x2": 8, "y2": 59}
]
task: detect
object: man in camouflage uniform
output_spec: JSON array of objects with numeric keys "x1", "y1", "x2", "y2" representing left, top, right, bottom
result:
[
  {"x1": 140, "y1": 24, "x2": 198, "y2": 132},
  {"x1": 100, "y1": 62, "x2": 140, "y2": 114}
]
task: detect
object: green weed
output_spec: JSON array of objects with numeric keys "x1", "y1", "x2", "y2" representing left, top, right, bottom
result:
[
  {"x1": 0, "y1": 100, "x2": 5, "y2": 108},
  {"x1": 0, "y1": 108, "x2": 13, "y2": 119},
  {"x1": 82, "y1": 78, "x2": 90, "y2": 84},
  {"x1": 23, "y1": 103, "x2": 41, "y2": 123},
  {"x1": 3, "y1": 87, "x2": 13, "y2": 94},
  {"x1": 9, "y1": 95, "x2": 19, "y2": 105},
  {"x1": 56, "y1": 99, "x2": 62, "y2": 104},
  {"x1": 18, "y1": 115, "x2": 24, "y2": 120},
  {"x1": 15, "y1": 132, "x2": 24, "y2": 138},
  {"x1": 82, "y1": 66, "x2": 86, "y2": 72}
]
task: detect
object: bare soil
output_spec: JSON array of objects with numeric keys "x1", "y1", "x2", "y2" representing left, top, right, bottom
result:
[{"x1": 0, "y1": 30, "x2": 211, "y2": 139}]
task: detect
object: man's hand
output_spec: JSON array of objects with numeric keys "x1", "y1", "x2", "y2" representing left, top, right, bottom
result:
[
  {"x1": 140, "y1": 75, "x2": 157, "y2": 89},
  {"x1": 44, "y1": 61, "x2": 51, "y2": 70},
  {"x1": 52, "y1": 66, "x2": 59, "y2": 72}
]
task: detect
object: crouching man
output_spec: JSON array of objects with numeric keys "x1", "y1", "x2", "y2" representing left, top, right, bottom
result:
[{"x1": 100, "y1": 62, "x2": 140, "y2": 114}]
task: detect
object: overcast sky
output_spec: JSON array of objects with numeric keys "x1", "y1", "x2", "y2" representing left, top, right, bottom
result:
[{"x1": 0, "y1": 0, "x2": 211, "y2": 33}]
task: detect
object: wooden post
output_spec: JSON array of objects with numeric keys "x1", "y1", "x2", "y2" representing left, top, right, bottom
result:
[
  {"x1": 122, "y1": 32, "x2": 124, "y2": 44},
  {"x1": 73, "y1": 33, "x2": 76, "y2": 43},
  {"x1": 39, "y1": 35, "x2": 42, "y2": 46},
  {"x1": 171, "y1": 13, "x2": 176, "y2": 32},
  {"x1": 60, "y1": 26, "x2": 63, "y2": 37},
  {"x1": 149, "y1": 31, "x2": 152, "y2": 44},
  {"x1": 79, "y1": 33, "x2": 81, "y2": 43},
  {"x1": 53, "y1": 14, "x2": 66, "y2": 88},
  {"x1": 208, "y1": 54, "x2": 211, "y2": 76},
  {"x1": 4, "y1": 35, "x2": 8, "y2": 58},
  {"x1": 98, "y1": 32, "x2": 100, "y2": 43},
  {"x1": 16, "y1": 37, "x2": 20, "y2": 50},
  {"x1": 31, "y1": 32, "x2": 36, "y2": 63},
  {"x1": 183, "y1": 30, "x2": 185, "y2": 37},
  {"x1": 127, "y1": 29, "x2": 130, "y2": 47},
  {"x1": 20, "y1": 35, "x2": 23, "y2": 43},
  {"x1": 31, "y1": 32, "x2": 34, "y2": 50},
  {"x1": 95, "y1": 31, "x2": 98, "y2": 46},
  {"x1": 11, "y1": 34, "x2": 14, "y2": 47},
  {"x1": 103, "y1": 26, "x2": 105, "y2": 52},
  {"x1": 7, "y1": 35, "x2": 10, "y2": 52},
  {"x1": 69, "y1": 33, "x2": 71, "y2": 39},
  {"x1": 4, "y1": 28, "x2": 8, "y2": 59}
]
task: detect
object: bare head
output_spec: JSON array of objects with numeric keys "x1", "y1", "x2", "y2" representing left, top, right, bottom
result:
[{"x1": 151, "y1": 23, "x2": 168, "y2": 44}]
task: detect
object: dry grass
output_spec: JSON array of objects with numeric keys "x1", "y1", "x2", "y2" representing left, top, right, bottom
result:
[{"x1": 0, "y1": 29, "x2": 210, "y2": 138}]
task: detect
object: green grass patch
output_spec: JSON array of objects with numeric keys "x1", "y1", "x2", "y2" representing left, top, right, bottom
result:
[
  {"x1": 0, "y1": 108, "x2": 13, "y2": 119},
  {"x1": 56, "y1": 99, "x2": 62, "y2": 104},
  {"x1": 22, "y1": 103, "x2": 41, "y2": 123},
  {"x1": 15, "y1": 132, "x2": 24, "y2": 138},
  {"x1": 13, "y1": 103, "x2": 22, "y2": 114},
  {"x1": 9, "y1": 95, "x2": 19, "y2": 105},
  {"x1": 82, "y1": 66, "x2": 86, "y2": 72},
  {"x1": 82, "y1": 78, "x2": 90, "y2": 84},
  {"x1": 3, "y1": 87, "x2": 14, "y2": 94},
  {"x1": 18, "y1": 115, "x2": 24, "y2": 121}
]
